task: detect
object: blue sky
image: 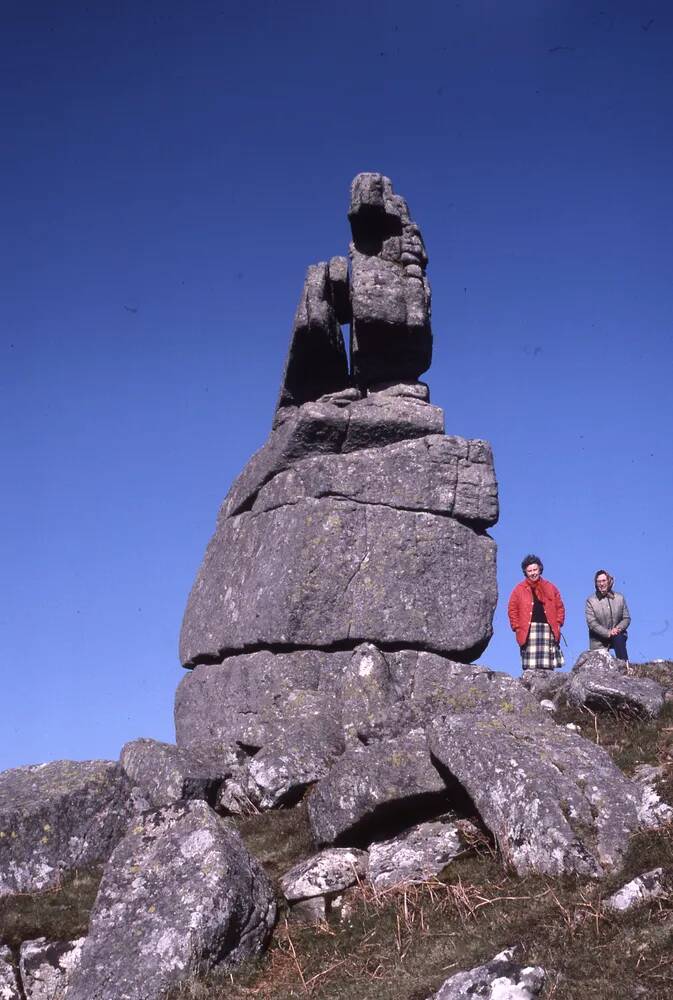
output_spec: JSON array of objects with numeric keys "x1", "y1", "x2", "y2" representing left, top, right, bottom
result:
[{"x1": 2, "y1": 1, "x2": 672, "y2": 770}]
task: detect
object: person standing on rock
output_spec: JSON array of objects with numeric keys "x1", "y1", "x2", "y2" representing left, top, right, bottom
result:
[
  {"x1": 585, "y1": 569, "x2": 631, "y2": 661},
  {"x1": 507, "y1": 555, "x2": 565, "y2": 671}
]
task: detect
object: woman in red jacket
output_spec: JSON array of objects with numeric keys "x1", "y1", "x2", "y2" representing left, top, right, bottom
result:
[{"x1": 507, "y1": 554, "x2": 565, "y2": 671}]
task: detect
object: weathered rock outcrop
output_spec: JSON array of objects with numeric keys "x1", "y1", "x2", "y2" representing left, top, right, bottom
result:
[
  {"x1": 65, "y1": 800, "x2": 275, "y2": 1000},
  {"x1": 176, "y1": 177, "x2": 500, "y2": 856},
  {"x1": 0, "y1": 760, "x2": 136, "y2": 898},
  {"x1": 5, "y1": 173, "x2": 673, "y2": 999}
]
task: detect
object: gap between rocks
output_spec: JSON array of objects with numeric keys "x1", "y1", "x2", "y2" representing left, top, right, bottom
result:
[{"x1": 184, "y1": 637, "x2": 490, "y2": 671}]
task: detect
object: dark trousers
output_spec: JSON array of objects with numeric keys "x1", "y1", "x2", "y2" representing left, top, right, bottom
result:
[{"x1": 610, "y1": 632, "x2": 629, "y2": 660}]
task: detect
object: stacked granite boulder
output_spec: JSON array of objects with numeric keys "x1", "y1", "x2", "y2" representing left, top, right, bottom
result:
[
  {"x1": 177, "y1": 173, "x2": 498, "y2": 811},
  {"x1": 175, "y1": 175, "x2": 670, "y2": 883}
]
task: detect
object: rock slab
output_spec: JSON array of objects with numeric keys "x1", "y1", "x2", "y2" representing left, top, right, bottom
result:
[
  {"x1": 308, "y1": 730, "x2": 449, "y2": 847},
  {"x1": 429, "y1": 712, "x2": 670, "y2": 876},
  {"x1": 180, "y1": 498, "x2": 496, "y2": 663}
]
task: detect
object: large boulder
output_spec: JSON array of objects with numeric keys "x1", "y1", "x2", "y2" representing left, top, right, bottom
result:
[
  {"x1": 0, "y1": 760, "x2": 136, "y2": 898},
  {"x1": 65, "y1": 800, "x2": 276, "y2": 1000},
  {"x1": 307, "y1": 730, "x2": 450, "y2": 847}
]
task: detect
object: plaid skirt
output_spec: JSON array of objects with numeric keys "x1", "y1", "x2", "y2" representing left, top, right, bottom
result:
[{"x1": 521, "y1": 622, "x2": 565, "y2": 670}]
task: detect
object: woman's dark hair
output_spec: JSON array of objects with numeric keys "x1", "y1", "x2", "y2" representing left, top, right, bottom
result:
[
  {"x1": 594, "y1": 568, "x2": 612, "y2": 587},
  {"x1": 521, "y1": 554, "x2": 543, "y2": 574}
]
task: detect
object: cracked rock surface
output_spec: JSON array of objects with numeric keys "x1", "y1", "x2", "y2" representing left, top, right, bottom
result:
[
  {"x1": 603, "y1": 867, "x2": 670, "y2": 912},
  {"x1": 65, "y1": 800, "x2": 276, "y2": 1000}
]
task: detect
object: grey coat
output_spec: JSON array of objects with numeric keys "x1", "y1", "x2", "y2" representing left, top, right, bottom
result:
[{"x1": 585, "y1": 591, "x2": 631, "y2": 650}]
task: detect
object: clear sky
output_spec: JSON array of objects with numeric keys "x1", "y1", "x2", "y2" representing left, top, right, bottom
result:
[{"x1": 2, "y1": 1, "x2": 672, "y2": 771}]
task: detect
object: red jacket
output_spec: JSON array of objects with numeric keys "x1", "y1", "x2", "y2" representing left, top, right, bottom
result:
[{"x1": 507, "y1": 578, "x2": 565, "y2": 646}]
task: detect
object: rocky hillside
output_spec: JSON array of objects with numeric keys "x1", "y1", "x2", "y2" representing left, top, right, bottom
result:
[{"x1": 1, "y1": 176, "x2": 671, "y2": 1000}]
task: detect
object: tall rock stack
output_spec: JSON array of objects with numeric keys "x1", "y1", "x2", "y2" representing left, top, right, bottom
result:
[{"x1": 176, "y1": 174, "x2": 498, "y2": 803}]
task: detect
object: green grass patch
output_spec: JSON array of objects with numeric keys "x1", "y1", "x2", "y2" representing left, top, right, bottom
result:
[{"x1": 0, "y1": 867, "x2": 101, "y2": 949}]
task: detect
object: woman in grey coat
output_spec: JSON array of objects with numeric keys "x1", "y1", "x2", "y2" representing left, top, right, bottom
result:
[{"x1": 585, "y1": 569, "x2": 631, "y2": 660}]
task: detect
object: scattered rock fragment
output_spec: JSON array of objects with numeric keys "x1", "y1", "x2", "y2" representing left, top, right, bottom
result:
[
  {"x1": 429, "y1": 947, "x2": 545, "y2": 999},
  {"x1": 280, "y1": 848, "x2": 368, "y2": 902},
  {"x1": 368, "y1": 817, "x2": 478, "y2": 889},
  {"x1": 604, "y1": 868, "x2": 670, "y2": 913},
  {"x1": 120, "y1": 738, "x2": 231, "y2": 809}
]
